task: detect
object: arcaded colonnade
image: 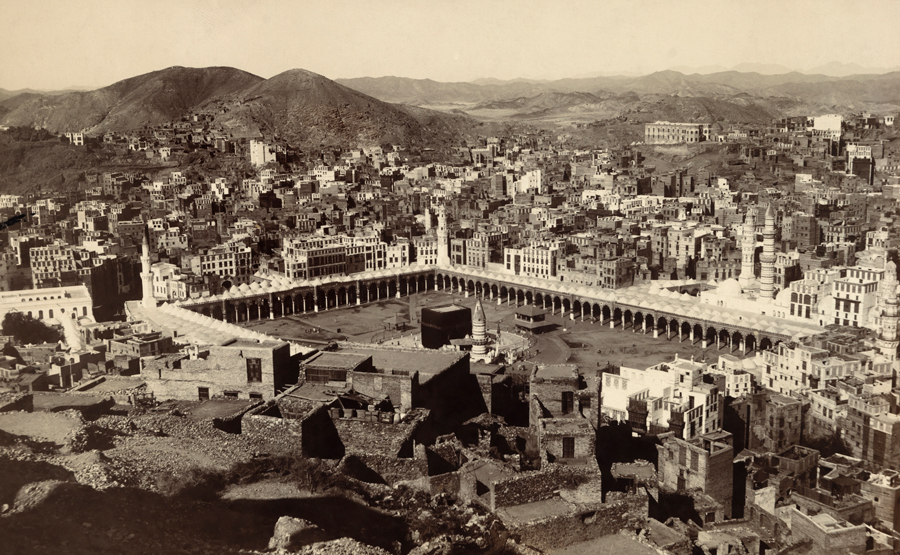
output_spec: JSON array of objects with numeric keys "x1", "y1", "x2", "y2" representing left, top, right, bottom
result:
[{"x1": 176, "y1": 266, "x2": 812, "y2": 354}]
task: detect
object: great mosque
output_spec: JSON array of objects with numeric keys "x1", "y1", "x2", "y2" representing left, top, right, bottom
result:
[{"x1": 124, "y1": 203, "x2": 900, "y2": 369}]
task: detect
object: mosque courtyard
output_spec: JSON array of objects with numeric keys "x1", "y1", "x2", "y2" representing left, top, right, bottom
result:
[{"x1": 239, "y1": 290, "x2": 741, "y2": 370}]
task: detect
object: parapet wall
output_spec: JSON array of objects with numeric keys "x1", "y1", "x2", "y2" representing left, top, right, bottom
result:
[
  {"x1": 507, "y1": 490, "x2": 649, "y2": 552},
  {"x1": 491, "y1": 465, "x2": 601, "y2": 510}
]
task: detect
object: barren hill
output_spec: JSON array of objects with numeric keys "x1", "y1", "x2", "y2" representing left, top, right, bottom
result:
[
  {"x1": 0, "y1": 66, "x2": 264, "y2": 133},
  {"x1": 203, "y1": 68, "x2": 476, "y2": 148}
]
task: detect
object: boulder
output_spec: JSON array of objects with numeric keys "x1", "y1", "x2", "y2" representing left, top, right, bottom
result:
[{"x1": 268, "y1": 516, "x2": 330, "y2": 551}]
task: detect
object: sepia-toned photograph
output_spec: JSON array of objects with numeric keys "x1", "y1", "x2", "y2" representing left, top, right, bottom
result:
[{"x1": 1, "y1": 0, "x2": 900, "y2": 553}]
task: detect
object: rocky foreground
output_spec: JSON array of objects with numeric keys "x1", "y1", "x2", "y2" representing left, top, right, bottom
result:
[{"x1": 0, "y1": 405, "x2": 517, "y2": 555}]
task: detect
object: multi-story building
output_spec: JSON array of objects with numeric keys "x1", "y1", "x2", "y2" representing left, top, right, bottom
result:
[
  {"x1": 249, "y1": 140, "x2": 277, "y2": 167},
  {"x1": 841, "y1": 389, "x2": 900, "y2": 469},
  {"x1": 602, "y1": 357, "x2": 722, "y2": 440},
  {"x1": 598, "y1": 257, "x2": 635, "y2": 289},
  {"x1": 644, "y1": 121, "x2": 708, "y2": 144},
  {"x1": 503, "y1": 242, "x2": 562, "y2": 279},
  {"x1": 657, "y1": 434, "x2": 734, "y2": 521},
  {"x1": 830, "y1": 267, "x2": 883, "y2": 328},
  {"x1": 189, "y1": 240, "x2": 253, "y2": 286},
  {"x1": 282, "y1": 236, "x2": 346, "y2": 281}
]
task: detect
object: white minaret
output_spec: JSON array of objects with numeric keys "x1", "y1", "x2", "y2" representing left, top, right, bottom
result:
[
  {"x1": 472, "y1": 299, "x2": 488, "y2": 359},
  {"x1": 436, "y1": 204, "x2": 450, "y2": 268},
  {"x1": 738, "y1": 208, "x2": 757, "y2": 290},
  {"x1": 424, "y1": 207, "x2": 432, "y2": 232},
  {"x1": 876, "y1": 260, "x2": 899, "y2": 361},
  {"x1": 140, "y1": 226, "x2": 155, "y2": 308},
  {"x1": 759, "y1": 204, "x2": 776, "y2": 299}
]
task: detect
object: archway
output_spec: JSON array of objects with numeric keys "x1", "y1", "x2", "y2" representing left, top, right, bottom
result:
[
  {"x1": 732, "y1": 331, "x2": 743, "y2": 353},
  {"x1": 681, "y1": 321, "x2": 692, "y2": 342},
  {"x1": 719, "y1": 329, "x2": 731, "y2": 350},
  {"x1": 668, "y1": 319, "x2": 679, "y2": 339}
]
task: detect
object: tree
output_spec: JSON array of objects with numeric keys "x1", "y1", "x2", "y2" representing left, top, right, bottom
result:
[{"x1": 1, "y1": 312, "x2": 62, "y2": 345}]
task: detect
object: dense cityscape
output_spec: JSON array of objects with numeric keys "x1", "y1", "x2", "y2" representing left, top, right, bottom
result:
[{"x1": 4, "y1": 3, "x2": 900, "y2": 554}]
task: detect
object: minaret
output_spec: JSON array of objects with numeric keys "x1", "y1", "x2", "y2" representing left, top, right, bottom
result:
[
  {"x1": 140, "y1": 225, "x2": 155, "y2": 308},
  {"x1": 738, "y1": 208, "x2": 757, "y2": 290},
  {"x1": 424, "y1": 207, "x2": 432, "y2": 232},
  {"x1": 436, "y1": 204, "x2": 450, "y2": 268},
  {"x1": 472, "y1": 299, "x2": 487, "y2": 359},
  {"x1": 759, "y1": 204, "x2": 776, "y2": 299},
  {"x1": 876, "y1": 260, "x2": 899, "y2": 361}
]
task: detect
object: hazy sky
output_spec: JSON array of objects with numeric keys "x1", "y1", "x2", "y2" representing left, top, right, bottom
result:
[{"x1": 3, "y1": 0, "x2": 900, "y2": 90}]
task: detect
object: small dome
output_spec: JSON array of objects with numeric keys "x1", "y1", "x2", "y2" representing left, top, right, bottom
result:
[
  {"x1": 718, "y1": 278, "x2": 743, "y2": 298},
  {"x1": 775, "y1": 288, "x2": 792, "y2": 304}
]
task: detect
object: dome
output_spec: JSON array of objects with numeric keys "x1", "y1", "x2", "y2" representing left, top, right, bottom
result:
[
  {"x1": 718, "y1": 278, "x2": 743, "y2": 298},
  {"x1": 775, "y1": 288, "x2": 792, "y2": 305}
]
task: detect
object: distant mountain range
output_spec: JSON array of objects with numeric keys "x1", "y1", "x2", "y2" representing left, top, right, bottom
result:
[
  {"x1": 336, "y1": 70, "x2": 900, "y2": 123},
  {"x1": 2, "y1": 66, "x2": 899, "y2": 148}
]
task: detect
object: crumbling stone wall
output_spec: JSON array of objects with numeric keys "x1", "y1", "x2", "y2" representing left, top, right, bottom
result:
[
  {"x1": 211, "y1": 400, "x2": 263, "y2": 434},
  {"x1": 491, "y1": 466, "x2": 601, "y2": 510},
  {"x1": 508, "y1": 490, "x2": 648, "y2": 552},
  {"x1": 242, "y1": 401, "x2": 305, "y2": 448},
  {"x1": 333, "y1": 408, "x2": 429, "y2": 457},
  {"x1": 348, "y1": 370, "x2": 413, "y2": 412},
  {"x1": 0, "y1": 393, "x2": 33, "y2": 413},
  {"x1": 345, "y1": 452, "x2": 428, "y2": 486}
]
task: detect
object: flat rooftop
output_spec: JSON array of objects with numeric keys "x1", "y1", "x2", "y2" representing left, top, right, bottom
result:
[
  {"x1": 535, "y1": 364, "x2": 578, "y2": 380},
  {"x1": 341, "y1": 347, "x2": 464, "y2": 378},
  {"x1": 304, "y1": 351, "x2": 371, "y2": 369}
]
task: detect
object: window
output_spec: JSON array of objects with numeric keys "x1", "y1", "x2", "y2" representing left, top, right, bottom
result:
[
  {"x1": 247, "y1": 358, "x2": 262, "y2": 382},
  {"x1": 562, "y1": 437, "x2": 575, "y2": 459},
  {"x1": 198, "y1": 387, "x2": 209, "y2": 401},
  {"x1": 249, "y1": 393, "x2": 263, "y2": 401},
  {"x1": 562, "y1": 391, "x2": 574, "y2": 414}
]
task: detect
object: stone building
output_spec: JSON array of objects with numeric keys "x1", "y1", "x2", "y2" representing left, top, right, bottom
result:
[
  {"x1": 657, "y1": 433, "x2": 734, "y2": 521},
  {"x1": 141, "y1": 339, "x2": 293, "y2": 401}
]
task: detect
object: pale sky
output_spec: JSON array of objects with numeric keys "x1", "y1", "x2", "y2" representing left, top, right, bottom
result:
[{"x1": 3, "y1": 0, "x2": 900, "y2": 90}]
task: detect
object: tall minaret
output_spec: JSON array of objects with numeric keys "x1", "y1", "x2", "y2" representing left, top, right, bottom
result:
[
  {"x1": 424, "y1": 207, "x2": 432, "y2": 232},
  {"x1": 140, "y1": 225, "x2": 155, "y2": 308},
  {"x1": 876, "y1": 260, "x2": 899, "y2": 361},
  {"x1": 759, "y1": 203, "x2": 776, "y2": 299},
  {"x1": 472, "y1": 299, "x2": 488, "y2": 359},
  {"x1": 436, "y1": 204, "x2": 450, "y2": 268},
  {"x1": 738, "y1": 208, "x2": 757, "y2": 290}
]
